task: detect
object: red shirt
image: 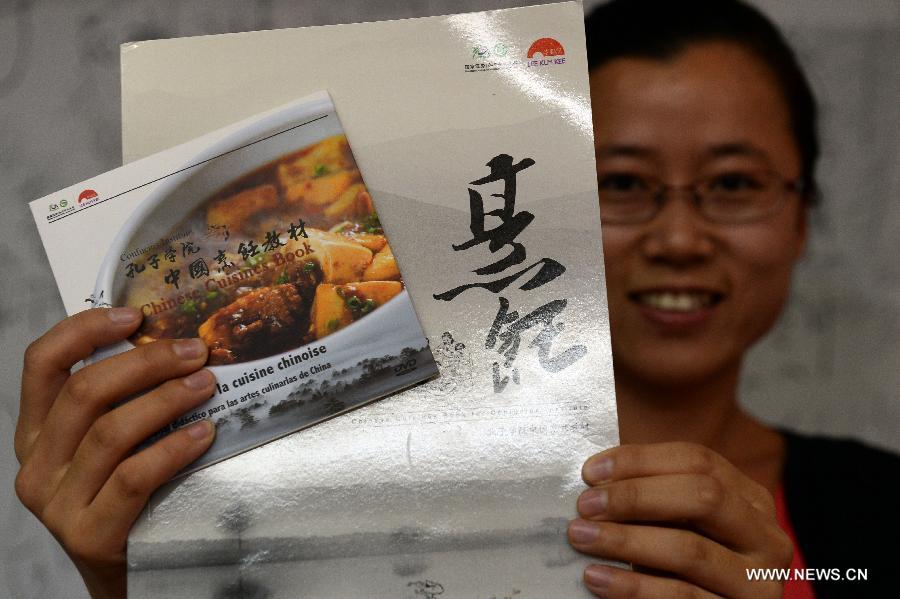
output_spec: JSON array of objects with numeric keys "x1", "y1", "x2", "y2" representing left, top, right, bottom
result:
[{"x1": 775, "y1": 485, "x2": 816, "y2": 599}]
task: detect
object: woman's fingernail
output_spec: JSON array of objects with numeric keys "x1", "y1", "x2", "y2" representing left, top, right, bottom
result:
[
  {"x1": 584, "y1": 457, "x2": 613, "y2": 483},
  {"x1": 579, "y1": 488, "x2": 609, "y2": 517},
  {"x1": 183, "y1": 369, "x2": 214, "y2": 390},
  {"x1": 108, "y1": 307, "x2": 140, "y2": 324},
  {"x1": 173, "y1": 338, "x2": 206, "y2": 359},
  {"x1": 584, "y1": 565, "x2": 612, "y2": 590},
  {"x1": 186, "y1": 420, "x2": 214, "y2": 440},
  {"x1": 568, "y1": 519, "x2": 600, "y2": 545}
]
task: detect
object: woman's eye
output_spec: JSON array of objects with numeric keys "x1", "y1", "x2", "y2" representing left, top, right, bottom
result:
[
  {"x1": 709, "y1": 173, "x2": 762, "y2": 192},
  {"x1": 598, "y1": 173, "x2": 648, "y2": 192}
]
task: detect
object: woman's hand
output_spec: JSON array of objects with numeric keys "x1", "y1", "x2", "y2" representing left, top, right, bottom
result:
[
  {"x1": 14, "y1": 308, "x2": 218, "y2": 599},
  {"x1": 568, "y1": 442, "x2": 792, "y2": 598}
]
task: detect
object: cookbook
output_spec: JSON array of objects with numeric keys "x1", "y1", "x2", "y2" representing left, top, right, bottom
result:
[
  {"x1": 119, "y1": 1, "x2": 620, "y2": 597},
  {"x1": 30, "y1": 91, "x2": 438, "y2": 476}
]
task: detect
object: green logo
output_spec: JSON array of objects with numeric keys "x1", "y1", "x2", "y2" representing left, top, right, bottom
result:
[{"x1": 472, "y1": 43, "x2": 508, "y2": 60}]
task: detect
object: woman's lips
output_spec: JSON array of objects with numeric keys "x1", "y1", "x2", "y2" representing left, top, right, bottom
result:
[{"x1": 629, "y1": 290, "x2": 723, "y2": 328}]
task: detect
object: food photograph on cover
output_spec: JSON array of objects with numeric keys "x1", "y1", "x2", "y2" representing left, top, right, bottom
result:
[{"x1": 122, "y1": 134, "x2": 400, "y2": 365}]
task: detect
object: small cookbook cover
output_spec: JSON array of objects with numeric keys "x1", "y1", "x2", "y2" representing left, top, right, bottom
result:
[
  {"x1": 29, "y1": 91, "x2": 438, "y2": 476},
  {"x1": 119, "y1": 2, "x2": 621, "y2": 597}
]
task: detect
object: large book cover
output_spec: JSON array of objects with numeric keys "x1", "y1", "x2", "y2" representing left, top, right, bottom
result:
[{"x1": 120, "y1": 2, "x2": 621, "y2": 596}]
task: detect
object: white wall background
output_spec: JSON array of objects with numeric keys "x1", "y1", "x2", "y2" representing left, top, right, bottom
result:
[{"x1": 1, "y1": 1, "x2": 897, "y2": 597}]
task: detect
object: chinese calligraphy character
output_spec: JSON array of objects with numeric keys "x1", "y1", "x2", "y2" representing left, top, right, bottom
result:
[
  {"x1": 164, "y1": 246, "x2": 177, "y2": 262},
  {"x1": 214, "y1": 249, "x2": 234, "y2": 272},
  {"x1": 125, "y1": 262, "x2": 145, "y2": 278},
  {"x1": 287, "y1": 220, "x2": 308, "y2": 240},
  {"x1": 434, "y1": 154, "x2": 565, "y2": 301},
  {"x1": 237, "y1": 240, "x2": 260, "y2": 261},
  {"x1": 189, "y1": 258, "x2": 210, "y2": 279},
  {"x1": 181, "y1": 241, "x2": 201, "y2": 257},
  {"x1": 486, "y1": 297, "x2": 586, "y2": 392},
  {"x1": 148, "y1": 253, "x2": 160, "y2": 269},
  {"x1": 262, "y1": 230, "x2": 285, "y2": 252},
  {"x1": 164, "y1": 268, "x2": 181, "y2": 289},
  {"x1": 457, "y1": 154, "x2": 534, "y2": 272},
  {"x1": 205, "y1": 223, "x2": 230, "y2": 241}
]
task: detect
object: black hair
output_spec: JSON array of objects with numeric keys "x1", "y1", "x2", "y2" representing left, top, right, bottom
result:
[{"x1": 585, "y1": 0, "x2": 820, "y2": 203}]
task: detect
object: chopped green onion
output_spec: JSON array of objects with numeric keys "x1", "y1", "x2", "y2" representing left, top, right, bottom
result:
[
  {"x1": 246, "y1": 253, "x2": 265, "y2": 267},
  {"x1": 303, "y1": 261, "x2": 317, "y2": 273},
  {"x1": 326, "y1": 318, "x2": 340, "y2": 332},
  {"x1": 180, "y1": 299, "x2": 197, "y2": 314},
  {"x1": 275, "y1": 269, "x2": 289, "y2": 284},
  {"x1": 314, "y1": 164, "x2": 328, "y2": 177},
  {"x1": 205, "y1": 290, "x2": 219, "y2": 301},
  {"x1": 362, "y1": 213, "x2": 382, "y2": 231},
  {"x1": 360, "y1": 299, "x2": 377, "y2": 314}
]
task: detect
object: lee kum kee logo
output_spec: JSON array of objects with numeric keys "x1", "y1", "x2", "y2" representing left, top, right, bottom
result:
[
  {"x1": 464, "y1": 37, "x2": 566, "y2": 72},
  {"x1": 526, "y1": 37, "x2": 566, "y2": 66},
  {"x1": 77, "y1": 188, "x2": 100, "y2": 206}
]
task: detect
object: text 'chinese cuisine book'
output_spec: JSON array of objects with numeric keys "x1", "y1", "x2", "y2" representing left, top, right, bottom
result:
[
  {"x1": 30, "y1": 92, "x2": 439, "y2": 476},
  {"x1": 118, "y1": 2, "x2": 620, "y2": 597}
]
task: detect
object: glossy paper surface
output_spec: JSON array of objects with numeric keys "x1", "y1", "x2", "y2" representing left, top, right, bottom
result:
[{"x1": 121, "y1": 2, "x2": 620, "y2": 596}]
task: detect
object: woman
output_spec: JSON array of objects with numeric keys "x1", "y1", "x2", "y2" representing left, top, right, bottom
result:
[
  {"x1": 14, "y1": 1, "x2": 897, "y2": 598},
  {"x1": 567, "y1": 1, "x2": 898, "y2": 598}
]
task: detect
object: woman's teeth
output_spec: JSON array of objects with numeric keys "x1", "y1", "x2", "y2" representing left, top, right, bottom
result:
[{"x1": 636, "y1": 291, "x2": 716, "y2": 311}]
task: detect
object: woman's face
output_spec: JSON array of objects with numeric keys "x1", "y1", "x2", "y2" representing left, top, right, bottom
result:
[{"x1": 590, "y1": 41, "x2": 807, "y2": 389}]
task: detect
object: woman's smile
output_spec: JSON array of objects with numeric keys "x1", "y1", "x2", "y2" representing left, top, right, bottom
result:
[{"x1": 629, "y1": 286, "x2": 725, "y2": 330}]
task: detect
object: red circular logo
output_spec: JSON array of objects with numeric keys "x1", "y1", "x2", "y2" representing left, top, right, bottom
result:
[
  {"x1": 527, "y1": 38, "x2": 565, "y2": 58},
  {"x1": 78, "y1": 189, "x2": 98, "y2": 204}
]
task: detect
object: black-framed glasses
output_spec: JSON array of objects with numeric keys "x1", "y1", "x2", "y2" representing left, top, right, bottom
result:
[{"x1": 597, "y1": 169, "x2": 805, "y2": 225}]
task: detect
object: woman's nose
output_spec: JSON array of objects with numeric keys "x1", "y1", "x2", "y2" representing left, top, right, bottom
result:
[{"x1": 640, "y1": 191, "x2": 716, "y2": 265}]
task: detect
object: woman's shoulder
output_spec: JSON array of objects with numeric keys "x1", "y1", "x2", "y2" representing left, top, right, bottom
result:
[
  {"x1": 779, "y1": 428, "x2": 898, "y2": 592},
  {"x1": 781, "y1": 428, "x2": 900, "y2": 482},
  {"x1": 781, "y1": 428, "x2": 900, "y2": 510}
]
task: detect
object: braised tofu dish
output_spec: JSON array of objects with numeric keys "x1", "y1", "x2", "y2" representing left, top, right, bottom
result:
[{"x1": 121, "y1": 134, "x2": 403, "y2": 365}]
